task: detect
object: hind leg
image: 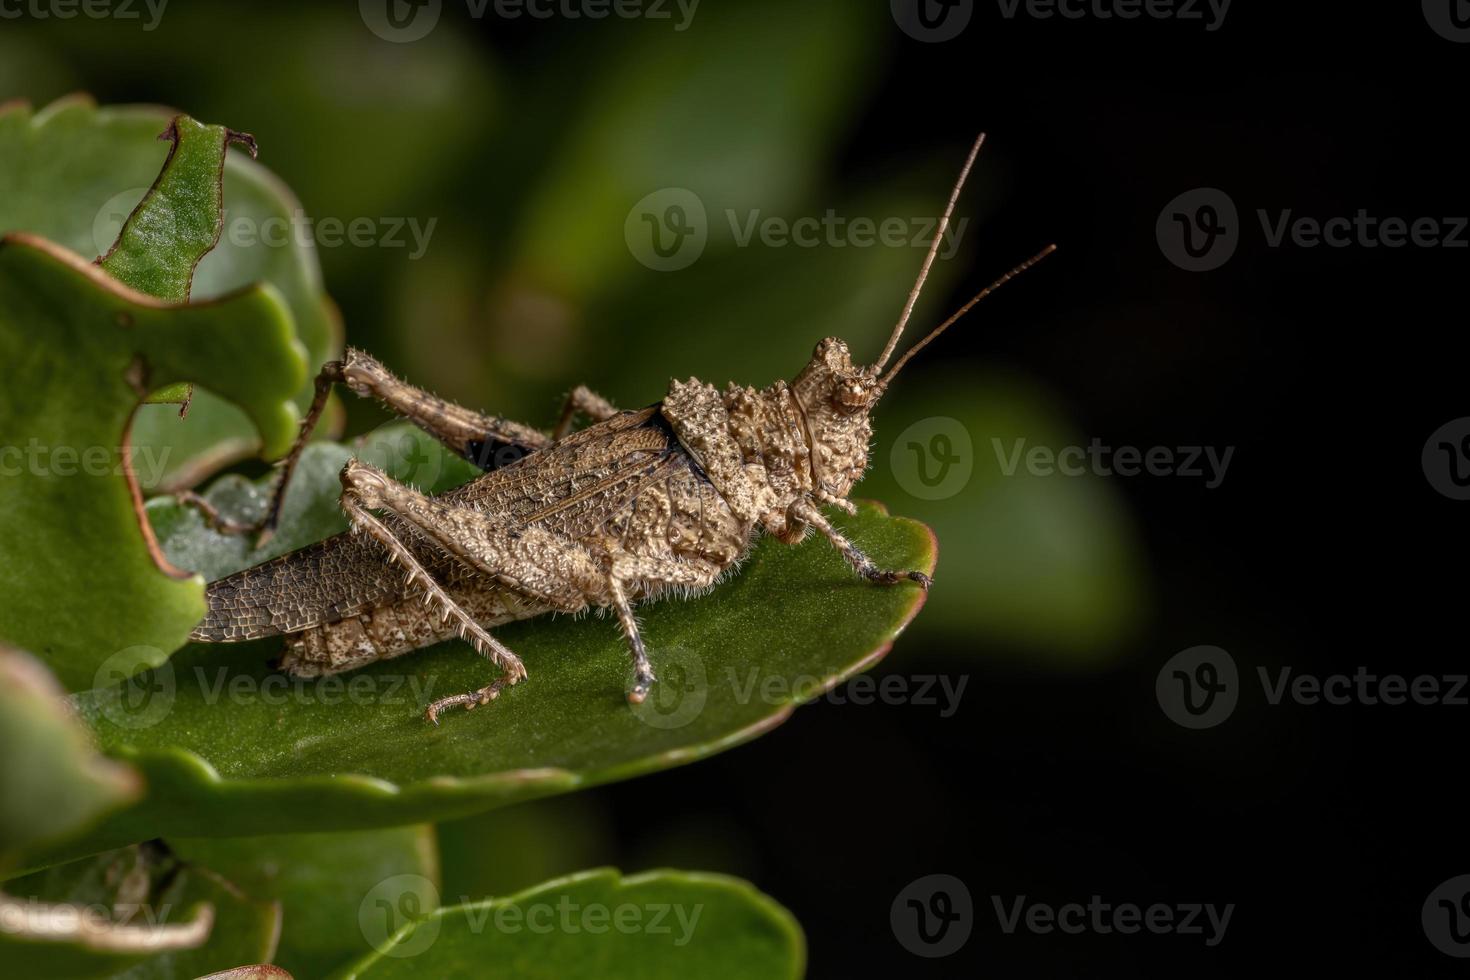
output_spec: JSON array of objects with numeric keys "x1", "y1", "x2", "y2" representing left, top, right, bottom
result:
[
  {"x1": 338, "y1": 457, "x2": 609, "y2": 722},
  {"x1": 279, "y1": 582, "x2": 536, "y2": 678},
  {"x1": 185, "y1": 348, "x2": 555, "y2": 541}
]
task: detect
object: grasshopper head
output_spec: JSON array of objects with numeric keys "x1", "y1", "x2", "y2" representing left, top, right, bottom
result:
[
  {"x1": 783, "y1": 136, "x2": 1055, "y2": 507},
  {"x1": 788, "y1": 239, "x2": 1056, "y2": 502},
  {"x1": 790, "y1": 337, "x2": 880, "y2": 501}
]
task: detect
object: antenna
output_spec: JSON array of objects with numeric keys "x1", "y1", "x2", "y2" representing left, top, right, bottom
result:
[
  {"x1": 873, "y1": 132, "x2": 986, "y2": 372},
  {"x1": 877, "y1": 243, "x2": 1058, "y2": 389}
]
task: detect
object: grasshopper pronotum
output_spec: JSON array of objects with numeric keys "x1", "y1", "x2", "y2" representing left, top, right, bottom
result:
[{"x1": 188, "y1": 134, "x2": 1054, "y2": 723}]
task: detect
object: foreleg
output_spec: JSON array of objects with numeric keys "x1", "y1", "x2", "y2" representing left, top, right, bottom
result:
[{"x1": 791, "y1": 499, "x2": 932, "y2": 590}]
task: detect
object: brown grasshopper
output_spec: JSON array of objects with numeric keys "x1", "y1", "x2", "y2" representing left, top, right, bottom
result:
[{"x1": 186, "y1": 134, "x2": 1055, "y2": 723}]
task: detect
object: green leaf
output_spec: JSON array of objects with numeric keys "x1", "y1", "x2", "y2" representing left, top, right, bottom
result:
[
  {"x1": 170, "y1": 827, "x2": 439, "y2": 980},
  {"x1": 0, "y1": 96, "x2": 341, "y2": 491},
  {"x1": 51, "y1": 424, "x2": 933, "y2": 854},
  {"x1": 0, "y1": 647, "x2": 140, "y2": 866},
  {"x1": 0, "y1": 235, "x2": 306, "y2": 691},
  {"x1": 96, "y1": 116, "x2": 255, "y2": 304},
  {"x1": 332, "y1": 868, "x2": 803, "y2": 980},
  {"x1": 3, "y1": 845, "x2": 278, "y2": 980}
]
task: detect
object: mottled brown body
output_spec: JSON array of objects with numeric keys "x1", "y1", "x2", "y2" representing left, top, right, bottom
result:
[
  {"x1": 186, "y1": 134, "x2": 1053, "y2": 721},
  {"x1": 194, "y1": 398, "x2": 763, "y2": 664}
]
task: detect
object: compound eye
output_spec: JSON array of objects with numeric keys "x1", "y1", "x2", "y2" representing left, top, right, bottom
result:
[{"x1": 834, "y1": 376, "x2": 870, "y2": 411}]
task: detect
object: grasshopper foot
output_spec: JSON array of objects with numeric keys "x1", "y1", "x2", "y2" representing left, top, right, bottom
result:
[
  {"x1": 794, "y1": 500, "x2": 932, "y2": 593},
  {"x1": 252, "y1": 514, "x2": 282, "y2": 550},
  {"x1": 864, "y1": 568, "x2": 933, "y2": 590},
  {"x1": 425, "y1": 676, "x2": 518, "y2": 725},
  {"x1": 627, "y1": 666, "x2": 657, "y2": 705}
]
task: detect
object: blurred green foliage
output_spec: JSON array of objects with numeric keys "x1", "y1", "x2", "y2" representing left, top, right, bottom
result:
[{"x1": 6, "y1": 847, "x2": 279, "y2": 979}]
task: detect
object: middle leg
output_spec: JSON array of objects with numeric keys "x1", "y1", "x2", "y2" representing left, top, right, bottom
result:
[
  {"x1": 340, "y1": 458, "x2": 724, "y2": 712},
  {"x1": 552, "y1": 385, "x2": 621, "y2": 441},
  {"x1": 607, "y1": 553, "x2": 724, "y2": 703}
]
